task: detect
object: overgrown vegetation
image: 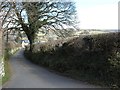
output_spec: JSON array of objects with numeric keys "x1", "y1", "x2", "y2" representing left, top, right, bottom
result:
[{"x1": 24, "y1": 32, "x2": 120, "y2": 88}]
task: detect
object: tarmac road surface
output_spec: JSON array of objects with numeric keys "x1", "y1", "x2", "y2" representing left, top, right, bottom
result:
[{"x1": 3, "y1": 49, "x2": 102, "y2": 88}]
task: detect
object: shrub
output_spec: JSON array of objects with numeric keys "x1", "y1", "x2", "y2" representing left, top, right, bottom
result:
[{"x1": 24, "y1": 32, "x2": 120, "y2": 88}]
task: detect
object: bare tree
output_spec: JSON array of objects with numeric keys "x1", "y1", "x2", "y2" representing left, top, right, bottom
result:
[
  {"x1": 0, "y1": 2, "x2": 12, "y2": 28},
  {"x1": 1, "y1": 1, "x2": 78, "y2": 51},
  {"x1": 0, "y1": 1, "x2": 23, "y2": 43},
  {"x1": 0, "y1": 2, "x2": 12, "y2": 44}
]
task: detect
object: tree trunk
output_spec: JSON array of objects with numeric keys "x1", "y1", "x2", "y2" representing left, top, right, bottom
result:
[
  {"x1": 21, "y1": 24, "x2": 35, "y2": 52},
  {"x1": 27, "y1": 34, "x2": 34, "y2": 52},
  {"x1": 29, "y1": 40, "x2": 34, "y2": 52}
]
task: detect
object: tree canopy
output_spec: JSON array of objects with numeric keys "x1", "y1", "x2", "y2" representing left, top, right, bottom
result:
[{"x1": 0, "y1": 1, "x2": 78, "y2": 51}]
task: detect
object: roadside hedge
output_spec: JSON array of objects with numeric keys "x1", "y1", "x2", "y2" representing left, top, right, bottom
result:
[{"x1": 24, "y1": 32, "x2": 120, "y2": 88}]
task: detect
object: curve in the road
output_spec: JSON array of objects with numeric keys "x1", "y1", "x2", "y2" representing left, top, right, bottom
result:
[{"x1": 3, "y1": 49, "x2": 102, "y2": 88}]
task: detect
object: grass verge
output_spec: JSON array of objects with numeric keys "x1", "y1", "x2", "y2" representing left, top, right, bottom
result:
[
  {"x1": 2, "y1": 48, "x2": 20, "y2": 85},
  {"x1": 2, "y1": 59, "x2": 11, "y2": 85}
]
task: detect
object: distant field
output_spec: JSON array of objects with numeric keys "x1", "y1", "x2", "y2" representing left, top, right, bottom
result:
[{"x1": 74, "y1": 29, "x2": 119, "y2": 36}]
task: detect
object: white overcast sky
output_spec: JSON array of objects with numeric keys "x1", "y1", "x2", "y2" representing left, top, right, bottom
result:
[{"x1": 74, "y1": 0, "x2": 119, "y2": 29}]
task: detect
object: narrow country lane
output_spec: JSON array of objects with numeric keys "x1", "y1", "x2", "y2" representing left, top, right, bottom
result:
[{"x1": 3, "y1": 49, "x2": 102, "y2": 88}]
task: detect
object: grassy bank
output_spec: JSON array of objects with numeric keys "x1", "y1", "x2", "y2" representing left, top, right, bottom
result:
[
  {"x1": 2, "y1": 59, "x2": 11, "y2": 85},
  {"x1": 24, "y1": 32, "x2": 120, "y2": 88},
  {"x1": 2, "y1": 42, "x2": 21, "y2": 85}
]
